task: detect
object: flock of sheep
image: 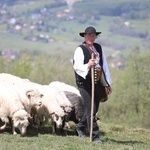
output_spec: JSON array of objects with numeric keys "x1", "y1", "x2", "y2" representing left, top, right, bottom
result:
[{"x1": 0, "y1": 73, "x2": 84, "y2": 136}]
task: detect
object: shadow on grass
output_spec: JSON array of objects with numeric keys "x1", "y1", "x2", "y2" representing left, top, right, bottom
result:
[
  {"x1": 0, "y1": 121, "x2": 106, "y2": 138},
  {"x1": 25, "y1": 124, "x2": 106, "y2": 138},
  {"x1": 25, "y1": 125, "x2": 78, "y2": 137},
  {"x1": 103, "y1": 137, "x2": 144, "y2": 145},
  {"x1": 0, "y1": 127, "x2": 12, "y2": 134}
]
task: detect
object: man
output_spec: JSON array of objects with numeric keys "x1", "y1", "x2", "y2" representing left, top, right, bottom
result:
[{"x1": 73, "y1": 26, "x2": 112, "y2": 143}]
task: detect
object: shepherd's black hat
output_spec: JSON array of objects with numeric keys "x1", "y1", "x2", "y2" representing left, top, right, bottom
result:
[{"x1": 79, "y1": 26, "x2": 101, "y2": 37}]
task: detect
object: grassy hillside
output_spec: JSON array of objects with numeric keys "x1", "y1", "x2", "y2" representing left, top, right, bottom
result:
[
  {"x1": 0, "y1": 1, "x2": 149, "y2": 149},
  {"x1": 0, "y1": 0, "x2": 149, "y2": 58}
]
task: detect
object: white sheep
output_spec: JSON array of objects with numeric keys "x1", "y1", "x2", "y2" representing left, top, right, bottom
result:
[
  {"x1": 23, "y1": 81, "x2": 67, "y2": 134},
  {"x1": 0, "y1": 73, "x2": 28, "y2": 85},
  {"x1": 49, "y1": 81, "x2": 81, "y2": 96},
  {"x1": 49, "y1": 81, "x2": 84, "y2": 130},
  {"x1": 0, "y1": 74, "x2": 72, "y2": 134},
  {"x1": 49, "y1": 81, "x2": 74, "y2": 120},
  {"x1": 0, "y1": 73, "x2": 43, "y2": 114},
  {"x1": 0, "y1": 84, "x2": 30, "y2": 135}
]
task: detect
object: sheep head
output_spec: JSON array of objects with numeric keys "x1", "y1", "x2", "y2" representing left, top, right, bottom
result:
[{"x1": 26, "y1": 89, "x2": 43, "y2": 106}]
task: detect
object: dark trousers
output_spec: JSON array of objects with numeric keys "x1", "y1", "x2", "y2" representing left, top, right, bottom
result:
[{"x1": 77, "y1": 83, "x2": 101, "y2": 140}]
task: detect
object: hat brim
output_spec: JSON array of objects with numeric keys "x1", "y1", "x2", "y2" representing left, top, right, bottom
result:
[{"x1": 79, "y1": 32, "x2": 101, "y2": 37}]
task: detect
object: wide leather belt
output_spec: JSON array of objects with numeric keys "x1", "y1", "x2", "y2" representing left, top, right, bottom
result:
[{"x1": 94, "y1": 67, "x2": 102, "y2": 83}]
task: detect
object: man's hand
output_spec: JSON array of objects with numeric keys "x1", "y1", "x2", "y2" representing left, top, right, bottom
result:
[
  {"x1": 88, "y1": 59, "x2": 95, "y2": 68},
  {"x1": 106, "y1": 86, "x2": 112, "y2": 95}
]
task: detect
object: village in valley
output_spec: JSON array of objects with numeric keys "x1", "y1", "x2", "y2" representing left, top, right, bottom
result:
[{"x1": 0, "y1": 0, "x2": 149, "y2": 70}]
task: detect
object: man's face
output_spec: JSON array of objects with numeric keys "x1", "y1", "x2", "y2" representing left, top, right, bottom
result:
[{"x1": 84, "y1": 33, "x2": 96, "y2": 45}]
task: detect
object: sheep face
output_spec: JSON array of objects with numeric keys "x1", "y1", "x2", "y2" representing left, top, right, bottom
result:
[
  {"x1": 51, "y1": 114, "x2": 64, "y2": 128},
  {"x1": 13, "y1": 110, "x2": 29, "y2": 135},
  {"x1": 26, "y1": 89, "x2": 43, "y2": 106}
]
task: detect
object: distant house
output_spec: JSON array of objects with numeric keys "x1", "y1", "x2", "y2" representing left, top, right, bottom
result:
[
  {"x1": 57, "y1": 12, "x2": 67, "y2": 18},
  {"x1": 25, "y1": 34, "x2": 55, "y2": 43},
  {"x1": 1, "y1": 49, "x2": 20, "y2": 62},
  {"x1": 111, "y1": 58, "x2": 125, "y2": 70}
]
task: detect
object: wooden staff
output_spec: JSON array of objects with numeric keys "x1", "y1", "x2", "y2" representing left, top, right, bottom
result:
[{"x1": 90, "y1": 53, "x2": 95, "y2": 142}]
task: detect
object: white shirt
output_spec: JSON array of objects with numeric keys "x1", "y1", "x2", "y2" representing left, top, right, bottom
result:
[{"x1": 73, "y1": 46, "x2": 111, "y2": 85}]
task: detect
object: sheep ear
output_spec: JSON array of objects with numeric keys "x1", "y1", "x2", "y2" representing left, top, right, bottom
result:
[
  {"x1": 40, "y1": 94, "x2": 44, "y2": 98},
  {"x1": 50, "y1": 112, "x2": 55, "y2": 115},
  {"x1": 26, "y1": 89, "x2": 33, "y2": 99},
  {"x1": 60, "y1": 106, "x2": 65, "y2": 109}
]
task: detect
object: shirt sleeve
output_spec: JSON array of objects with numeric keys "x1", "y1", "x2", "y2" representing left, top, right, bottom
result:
[
  {"x1": 73, "y1": 47, "x2": 89, "y2": 79},
  {"x1": 102, "y1": 50, "x2": 112, "y2": 85}
]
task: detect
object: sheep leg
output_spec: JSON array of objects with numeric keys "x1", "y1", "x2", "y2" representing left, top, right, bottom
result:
[
  {"x1": 51, "y1": 119, "x2": 56, "y2": 134},
  {"x1": 64, "y1": 121, "x2": 71, "y2": 136},
  {"x1": 65, "y1": 122, "x2": 71, "y2": 129},
  {"x1": 44, "y1": 115, "x2": 49, "y2": 124},
  {"x1": 0, "y1": 122, "x2": 7, "y2": 130},
  {"x1": 12, "y1": 120, "x2": 17, "y2": 135}
]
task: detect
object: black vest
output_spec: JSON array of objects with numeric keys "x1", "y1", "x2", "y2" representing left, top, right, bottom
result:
[{"x1": 74, "y1": 43, "x2": 103, "y2": 86}]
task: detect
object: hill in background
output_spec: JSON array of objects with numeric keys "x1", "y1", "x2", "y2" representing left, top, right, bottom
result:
[{"x1": 0, "y1": 0, "x2": 149, "y2": 59}]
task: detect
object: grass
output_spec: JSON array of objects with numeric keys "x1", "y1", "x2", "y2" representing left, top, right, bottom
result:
[
  {"x1": 5, "y1": 0, "x2": 55, "y2": 13},
  {"x1": 0, "y1": 121, "x2": 150, "y2": 150},
  {"x1": 130, "y1": 19, "x2": 150, "y2": 32}
]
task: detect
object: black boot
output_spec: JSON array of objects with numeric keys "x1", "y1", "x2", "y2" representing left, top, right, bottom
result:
[
  {"x1": 76, "y1": 126, "x2": 85, "y2": 138},
  {"x1": 93, "y1": 138, "x2": 103, "y2": 144}
]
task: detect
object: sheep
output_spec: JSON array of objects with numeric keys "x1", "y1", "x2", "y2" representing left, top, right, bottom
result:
[
  {"x1": 0, "y1": 73, "x2": 28, "y2": 86},
  {"x1": 15, "y1": 85, "x2": 43, "y2": 114},
  {"x1": 63, "y1": 91, "x2": 84, "y2": 124},
  {"x1": 49, "y1": 81, "x2": 81, "y2": 96},
  {"x1": 0, "y1": 74, "x2": 73, "y2": 134},
  {"x1": 23, "y1": 81, "x2": 67, "y2": 134},
  {"x1": 60, "y1": 91, "x2": 84, "y2": 132},
  {"x1": 31, "y1": 104, "x2": 65, "y2": 135},
  {"x1": 30, "y1": 92, "x2": 66, "y2": 134},
  {"x1": 0, "y1": 84, "x2": 30, "y2": 135},
  {"x1": 54, "y1": 90, "x2": 73, "y2": 116},
  {"x1": 0, "y1": 73, "x2": 43, "y2": 114},
  {"x1": 49, "y1": 81, "x2": 75, "y2": 119},
  {"x1": 49, "y1": 81, "x2": 84, "y2": 131}
]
